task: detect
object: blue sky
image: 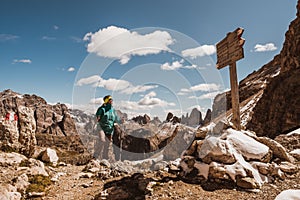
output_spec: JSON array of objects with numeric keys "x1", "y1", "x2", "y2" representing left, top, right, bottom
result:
[{"x1": 0, "y1": 0, "x2": 297, "y2": 120}]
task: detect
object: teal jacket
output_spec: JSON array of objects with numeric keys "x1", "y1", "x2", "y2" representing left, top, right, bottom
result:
[{"x1": 95, "y1": 104, "x2": 120, "y2": 135}]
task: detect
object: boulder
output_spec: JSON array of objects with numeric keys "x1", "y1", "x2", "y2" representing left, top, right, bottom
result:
[
  {"x1": 40, "y1": 148, "x2": 59, "y2": 165},
  {"x1": 198, "y1": 136, "x2": 235, "y2": 164},
  {"x1": 18, "y1": 106, "x2": 36, "y2": 156},
  {"x1": 0, "y1": 184, "x2": 21, "y2": 200},
  {"x1": 256, "y1": 136, "x2": 293, "y2": 162}
]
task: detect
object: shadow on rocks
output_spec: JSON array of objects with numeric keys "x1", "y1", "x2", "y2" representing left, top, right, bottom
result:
[{"x1": 94, "y1": 172, "x2": 179, "y2": 200}]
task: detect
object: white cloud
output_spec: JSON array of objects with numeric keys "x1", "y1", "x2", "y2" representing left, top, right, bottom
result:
[
  {"x1": 161, "y1": 60, "x2": 182, "y2": 70},
  {"x1": 119, "y1": 91, "x2": 175, "y2": 111},
  {"x1": 89, "y1": 97, "x2": 103, "y2": 105},
  {"x1": 0, "y1": 34, "x2": 19, "y2": 42},
  {"x1": 138, "y1": 91, "x2": 175, "y2": 107},
  {"x1": 190, "y1": 83, "x2": 220, "y2": 92},
  {"x1": 83, "y1": 26, "x2": 174, "y2": 64},
  {"x1": 161, "y1": 59, "x2": 197, "y2": 71},
  {"x1": 181, "y1": 45, "x2": 216, "y2": 59},
  {"x1": 189, "y1": 91, "x2": 221, "y2": 100},
  {"x1": 42, "y1": 36, "x2": 56, "y2": 40},
  {"x1": 76, "y1": 75, "x2": 102, "y2": 86},
  {"x1": 67, "y1": 67, "x2": 75, "y2": 72},
  {"x1": 181, "y1": 83, "x2": 221, "y2": 93},
  {"x1": 96, "y1": 78, "x2": 131, "y2": 91},
  {"x1": 254, "y1": 43, "x2": 277, "y2": 52},
  {"x1": 76, "y1": 75, "x2": 157, "y2": 94},
  {"x1": 121, "y1": 85, "x2": 158, "y2": 95},
  {"x1": 70, "y1": 36, "x2": 83, "y2": 43},
  {"x1": 13, "y1": 59, "x2": 32, "y2": 64},
  {"x1": 177, "y1": 92, "x2": 187, "y2": 96},
  {"x1": 53, "y1": 25, "x2": 59, "y2": 30}
]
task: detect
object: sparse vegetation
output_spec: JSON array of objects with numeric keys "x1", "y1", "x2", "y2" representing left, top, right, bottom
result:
[
  {"x1": 19, "y1": 159, "x2": 31, "y2": 167},
  {"x1": 26, "y1": 175, "x2": 52, "y2": 194},
  {"x1": 0, "y1": 145, "x2": 17, "y2": 153}
]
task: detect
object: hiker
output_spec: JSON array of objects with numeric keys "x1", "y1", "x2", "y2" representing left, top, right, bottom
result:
[{"x1": 95, "y1": 95, "x2": 121, "y2": 160}]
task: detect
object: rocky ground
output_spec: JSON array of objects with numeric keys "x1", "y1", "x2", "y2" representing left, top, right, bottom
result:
[{"x1": 28, "y1": 161, "x2": 299, "y2": 200}]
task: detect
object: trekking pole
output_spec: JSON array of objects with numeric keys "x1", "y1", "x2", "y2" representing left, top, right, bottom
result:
[
  {"x1": 119, "y1": 134, "x2": 123, "y2": 161},
  {"x1": 119, "y1": 123, "x2": 125, "y2": 161}
]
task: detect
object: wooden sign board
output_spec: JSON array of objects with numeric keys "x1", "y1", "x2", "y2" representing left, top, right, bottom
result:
[
  {"x1": 215, "y1": 27, "x2": 245, "y2": 130},
  {"x1": 216, "y1": 28, "x2": 245, "y2": 69}
]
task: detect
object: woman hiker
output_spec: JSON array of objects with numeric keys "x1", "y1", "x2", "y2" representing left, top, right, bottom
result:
[{"x1": 95, "y1": 95, "x2": 121, "y2": 160}]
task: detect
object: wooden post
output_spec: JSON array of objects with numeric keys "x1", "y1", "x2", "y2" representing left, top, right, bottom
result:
[
  {"x1": 229, "y1": 62, "x2": 241, "y2": 130},
  {"x1": 216, "y1": 27, "x2": 245, "y2": 130}
]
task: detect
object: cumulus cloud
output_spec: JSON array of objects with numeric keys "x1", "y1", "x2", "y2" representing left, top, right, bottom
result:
[
  {"x1": 161, "y1": 59, "x2": 197, "y2": 70},
  {"x1": 190, "y1": 83, "x2": 220, "y2": 92},
  {"x1": 76, "y1": 75, "x2": 157, "y2": 94},
  {"x1": 119, "y1": 91, "x2": 175, "y2": 111},
  {"x1": 89, "y1": 97, "x2": 103, "y2": 104},
  {"x1": 0, "y1": 34, "x2": 19, "y2": 42},
  {"x1": 83, "y1": 26, "x2": 174, "y2": 64},
  {"x1": 95, "y1": 78, "x2": 131, "y2": 91},
  {"x1": 53, "y1": 25, "x2": 59, "y2": 30},
  {"x1": 76, "y1": 75, "x2": 102, "y2": 86},
  {"x1": 138, "y1": 91, "x2": 175, "y2": 106},
  {"x1": 180, "y1": 83, "x2": 221, "y2": 93},
  {"x1": 13, "y1": 59, "x2": 32, "y2": 64},
  {"x1": 181, "y1": 45, "x2": 216, "y2": 59},
  {"x1": 254, "y1": 43, "x2": 277, "y2": 52},
  {"x1": 189, "y1": 91, "x2": 221, "y2": 100},
  {"x1": 121, "y1": 85, "x2": 158, "y2": 95},
  {"x1": 67, "y1": 67, "x2": 75, "y2": 72}
]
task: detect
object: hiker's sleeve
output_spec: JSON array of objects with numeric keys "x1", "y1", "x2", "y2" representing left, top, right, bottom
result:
[
  {"x1": 95, "y1": 107, "x2": 103, "y2": 121},
  {"x1": 114, "y1": 109, "x2": 121, "y2": 124}
]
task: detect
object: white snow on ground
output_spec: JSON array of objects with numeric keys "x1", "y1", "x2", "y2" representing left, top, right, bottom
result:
[
  {"x1": 240, "y1": 92, "x2": 263, "y2": 127},
  {"x1": 290, "y1": 149, "x2": 300, "y2": 155},
  {"x1": 271, "y1": 68, "x2": 281, "y2": 77},
  {"x1": 182, "y1": 128, "x2": 271, "y2": 186},
  {"x1": 287, "y1": 128, "x2": 300, "y2": 136},
  {"x1": 290, "y1": 149, "x2": 300, "y2": 158},
  {"x1": 275, "y1": 189, "x2": 300, "y2": 200},
  {"x1": 224, "y1": 161, "x2": 247, "y2": 181},
  {"x1": 226, "y1": 129, "x2": 269, "y2": 161}
]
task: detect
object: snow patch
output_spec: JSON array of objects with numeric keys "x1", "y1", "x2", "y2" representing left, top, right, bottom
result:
[
  {"x1": 271, "y1": 69, "x2": 280, "y2": 77},
  {"x1": 287, "y1": 128, "x2": 300, "y2": 136},
  {"x1": 226, "y1": 129, "x2": 269, "y2": 161},
  {"x1": 275, "y1": 189, "x2": 300, "y2": 200},
  {"x1": 240, "y1": 92, "x2": 263, "y2": 127}
]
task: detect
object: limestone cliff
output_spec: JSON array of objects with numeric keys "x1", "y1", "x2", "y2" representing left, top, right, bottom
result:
[
  {"x1": 0, "y1": 89, "x2": 91, "y2": 164},
  {"x1": 212, "y1": 0, "x2": 300, "y2": 138}
]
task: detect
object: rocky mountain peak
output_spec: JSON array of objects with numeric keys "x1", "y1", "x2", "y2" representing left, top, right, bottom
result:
[
  {"x1": 212, "y1": 0, "x2": 300, "y2": 138},
  {"x1": 0, "y1": 90, "x2": 91, "y2": 164},
  {"x1": 279, "y1": 0, "x2": 300, "y2": 73},
  {"x1": 246, "y1": 0, "x2": 300, "y2": 138}
]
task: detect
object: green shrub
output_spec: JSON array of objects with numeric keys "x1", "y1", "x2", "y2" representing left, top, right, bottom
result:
[
  {"x1": 0, "y1": 145, "x2": 17, "y2": 153},
  {"x1": 19, "y1": 159, "x2": 31, "y2": 167},
  {"x1": 26, "y1": 175, "x2": 52, "y2": 193}
]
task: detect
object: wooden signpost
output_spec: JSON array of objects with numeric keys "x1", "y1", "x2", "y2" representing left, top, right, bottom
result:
[{"x1": 216, "y1": 27, "x2": 245, "y2": 130}]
